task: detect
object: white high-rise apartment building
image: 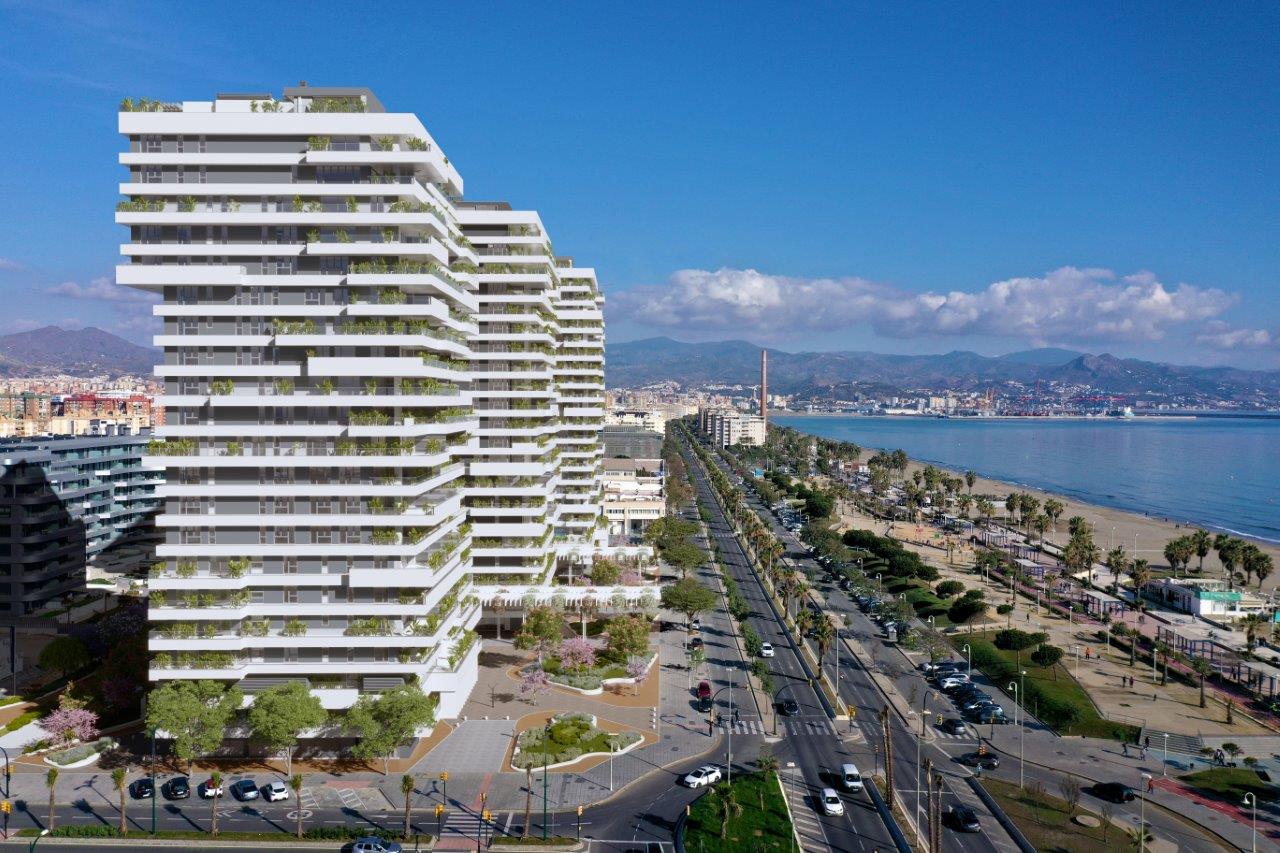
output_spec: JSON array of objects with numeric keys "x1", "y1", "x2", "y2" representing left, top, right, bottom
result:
[{"x1": 119, "y1": 86, "x2": 609, "y2": 719}]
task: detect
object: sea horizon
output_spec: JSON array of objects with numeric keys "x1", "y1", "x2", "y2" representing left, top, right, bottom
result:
[{"x1": 774, "y1": 414, "x2": 1280, "y2": 545}]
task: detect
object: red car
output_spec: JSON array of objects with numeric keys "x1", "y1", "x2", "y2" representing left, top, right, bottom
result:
[{"x1": 696, "y1": 681, "x2": 712, "y2": 709}]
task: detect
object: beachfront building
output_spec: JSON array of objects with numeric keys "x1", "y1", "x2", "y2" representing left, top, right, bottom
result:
[
  {"x1": 697, "y1": 407, "x2": 766, "y2": 447},
  {"x1": 0, "y1": 430, "x2": 162, "y2": 617},
  {"x1": 118, "y1": 85, "x2": 622, "y2": 720},
  {"x1": 1144, "y1": 577, "x2": 1269, "y2": 621}
]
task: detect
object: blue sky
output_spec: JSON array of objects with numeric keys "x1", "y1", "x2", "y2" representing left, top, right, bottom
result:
[{"x1": 0, "y1": 1, "x2": 1277, "y2": 366}]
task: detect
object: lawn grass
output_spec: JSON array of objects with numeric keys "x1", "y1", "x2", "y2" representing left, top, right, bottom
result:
[
  {"x1": 950, "y1": 631, "x2": 1139, "y2": 742},
  {"x1": 1179, "y1": 767, "x2": 1276, "y2": 803},
  {"x1": 983, "y1": 777, "x2": 1129, "y2": 852},
  {"x1": 684, "y1": 772, "x2": 793, "y2": 852}
]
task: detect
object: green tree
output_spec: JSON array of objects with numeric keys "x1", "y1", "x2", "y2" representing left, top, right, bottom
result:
[
  {"x1": 1189, "y1": 529, "x2": 1212, "y2": 572},
  {"x1": 289, "y1": 774, "x2": 304, "y2": 837},
  {"x1": 247, "y1": 681, "x2": 327, "y2": 776},
  {"x1": 112, "y1": 766, "x2": 128, "y2": 834},
  {"x1": 1191, "y1": 656, "x2": 1213, "y2": 709},
  {"x1": 401, "y1": 774, "x2": 416, "y2": 838},
  {"x1": 935, "y1": 580, "x2": 965, "y2": 599},
  {"x1": 1043, "y1": 499, "x2": 1064, "y2": 533},
  {"x1": 1104, "y1": 546, "x2": 1131, "y2": 581},
  {"x1": 590, "y1": 558, "x2": 622, "y2": 586},
  {"x1": 660, "y1": 577, "x2": 717, "y2": 631},
  {"x1": 46, "y1": 767, "x2": 58, "y2": 832},
  {"x1": 710, "y1": 783, "x2": 743, "y2": 840},
  {"x1": 208, "y1": 770, "x2": 223, "y2": 836},
  {"x1": 38, "y1": 636, "x2": 89, "y2": 678},
  {"x1": 1030, "y1": 644, "x2": 1064, "y2": 669},
  {"x1": 345, "y1": 684, "x2": 437, "y2": 775},
  {"x1": 145, "y1": 680, "x2": 243, "y2": 771},
  {"x1": 603, "y1": 615, "x2": 650, "y2": 662},
  {"x1": 514, "y1": 605, "x2": 566, "y2": 663}
]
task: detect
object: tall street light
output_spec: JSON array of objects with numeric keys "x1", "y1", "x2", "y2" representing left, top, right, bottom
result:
[
  {"x1": 1243, "y1": 792, "x2": 1257, "y2": 852},
  {"x1": 1139, "y1": 772, "x2": 1152, "y2": 853},
  {"x1": 1008, "y1": 678, "x2": 1024, "y2": 789},
  {"x1": 961, "y1": 644, "x2": 972, "y2": 678}
]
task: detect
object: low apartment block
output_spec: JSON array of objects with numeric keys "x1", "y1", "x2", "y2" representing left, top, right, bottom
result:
[
  {"x1": 119, "y1": 86, "x2": 634, "y2": 721},
  {"x1": 697, "y1": 407, "x2": 766, "y2": 447}
]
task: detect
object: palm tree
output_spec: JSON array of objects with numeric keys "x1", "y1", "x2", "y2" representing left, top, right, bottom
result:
[
  {"x1": 1152, "y1": 642, "x2": 1171, "y2": 685},
  {"x1": 957, "y1": 494, "x2": 973, "y2": 521},
  {"x1": 1130, "y1": 558, "x2": 1151, "y2": 605},
  {"x1": 1242, "y1": 614, "x2": 1267, "y2": 651},
  {"x1": 1191, "y1": 657, "x2": 1213, "y2": 709},
  {"x1": 112, "y1": 767, "x2": 129, "y2": 835},
  {"x1": 209, "y1": 770, "x2": 223, "y2": 837},
  {"x1": 1244, "y1": 546, "x2": 1274, "y2": 590},
  {"x1": 1190, "y1": 529, "x2": 1212, "y2": 572},
  {"x1": 977, "y1": 498, "x2": 995, "y2": 528},
  {"x1": 1067, "y1": 516, "x2": 1088, "y2": 537},
  {"x1": 964, "y1": 470, "x2": 977, "y2": 494},
  {"x1": 46, "y1": 767, "x2": 58, "y2": 832},
  {"x1": 523, "y1": 767, "x2": 533, "y2": 839},
  {"x1": 814, "y1": 615, "x2": 836, "y2": 668},
  {"x1": 1031, "y1": 513, "x2": 1049, "y2": 546},
  {"x1": 795, "y1": 608, "x2": 814, "y2": 640},
  {"x1": 401, "y1": 774, "x2": 416, "y2": 838},
  {"x1": 1105, "y1": 546, "x2": 1131, "y2": 581},
  {"x1": 289, "y1": 774, "x2": 304, "y2": 838},
  {"x1": 710, "y1": 784, "x2": 742, "y2": 840},
  {"x1": 756, "y1": 751, "x2": 780, "y2": 778},
  {"x1": 1217, "y1": 536, "x2": 1244, "y2": 589},
  {"x1": 1043, "y1": 499, "x2": 1064, "y2": 533}
]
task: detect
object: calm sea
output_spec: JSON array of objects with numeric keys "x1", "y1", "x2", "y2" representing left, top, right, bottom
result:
[{"x1": 774, "y1": 415, "x2": 1280, "y2": 544}]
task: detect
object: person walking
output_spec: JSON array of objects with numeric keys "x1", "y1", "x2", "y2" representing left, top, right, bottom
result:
[{"x1": 1147, "y1": 775, "x2": 1155, "y2": 794}]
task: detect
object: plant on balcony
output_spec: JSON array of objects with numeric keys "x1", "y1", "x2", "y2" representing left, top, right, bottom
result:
[
  {"x1": 181, "y1": 593, "x2": 200, "y2": 609},
  {"x1": 344, "y1": 618, "x2": 393, "y2": 637},
  {"x1": 364, "y1": 379, "x2": 379, "y2": 395},
  {"x1": 307, "y1": 136, "x2": 331, "y2": 151},
  {"x1": 372, "y1": 528, "x2": 399, "y2": 545},
  {"x1": 224, "y1": 441, "x2": 243, "y2": 456},
  {"x1": 350, "y1": 409, "x2": 390, "y2": 426},
  {"x1": 346, "y1": 196, "x2": 358, "y2": 212},
  {"x1": 335, "y1": 228, "x2": 351, "y2": 243},
  {"x1": 238, "y1": 620, "x2": 269, "y2": 637},
  {"x1": 378, "y1": 288, "x2": 406, "y2": 304},
  {"x1": 309, "y1": 97, "x2": 365, "y2": 113},
  {"x1": 273, "y1": 378, "x2": 295, "y2": 396},
  {"x1": 292, "y1": 195, "x2": 304, "y2": 212},
  {"x1": 226, "y1": 558, "x2": 250, "y2": 578},
  {"x1": 376, "y1": 135, "x2": 395, "y2": 151},
  {"x1": 316, "y1": 378, "x2": 334, "y2": 395},
  {"x1": 161, "y1": 622, "x2": 196, "y2": 639},
  {"x1": 382, "y1": 227, "x2": 396, "y2": 242},
  {"x1": 228, "y1": 591, "x2": 249, "y2": 607},
  {"x1": 335, "y1": 438, "x2": 356, "y2": 456},
  {"x1": 447, "y1": 630, "x2": 478, "y2": 669},
  {"x1": 175, "y1": 561, "x2": 197, "y2": 579},
  {"x1": 200, "y1": 623, "x2": 219, "y2": 639},
  {"x1": 210, "y1": 379, "x2": 234, "y2": 395},
  {"x1": 404, "y1": 527, "x2": 430, "y2": 545},
  {"x1": 152, "y1": 653, "x2": 173, "y2": 668},
  {"x1": 306, "y1": 229, "x2": 320, "y2": 243},
  {"x1": 151, "y1": 591, "x2": 167, "y2": 607},
  {"x1": 177, "y1": 196, "x2": 197, "y2": 212},
  {"x1": 281, "y1": 619, "x2": 308, "y2": 637},
  {"x1": 398, "y1": 590, "x2": 420, "y2": 605},
  {"x1": 404, "y1": 136, "x2": 430, "y2": 151},
  {"x1": 116, "y1": 197, "x2": 166, "y2": 212},
  {"x1": 368, "y1": 497, "x2": 385, "y2": 514},
  {"x1": 305, "y1": 200, "x2": 323, "y2": 213}
]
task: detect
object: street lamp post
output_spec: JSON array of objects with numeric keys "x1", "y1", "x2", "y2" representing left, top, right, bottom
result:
[
  {"x1": 1162, "y1": 733, "x2": 1169, "y2": 776},
  {"x1": 149, "y1": 728, "x2": 157, "y2": 835},
  {"x1": 1008, "y1": 679, "x2": 1024, "y2": 789},
  {"x1": 961, "y1": 644, "x2": 972, "y2": 678},
  {"x1": 1140, "y1": 772, "x2": 1152, "y2": 853},
  {"x1": 608, "y1": 742, "x2": 615, "y2": 791},
  {"x1": 0, "y1": 745, "x2": 9, "y2": 840},
  {"x1": 1243, "y1": 792, "x2": 1257, "y2": 852},
  {"x1": 542, "y1": 723, "x2": 551, "y2": 840},
  {"x1": 27, "y1": 829, "x2": 47, "y2": 853}
]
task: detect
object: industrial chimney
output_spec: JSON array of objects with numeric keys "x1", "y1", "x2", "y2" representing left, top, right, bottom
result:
[{"x1": 760, "y1": 349, "x2": 768, "y2": 423}]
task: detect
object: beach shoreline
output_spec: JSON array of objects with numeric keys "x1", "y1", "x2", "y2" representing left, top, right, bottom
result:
[{"x1": 778, "y1": 426, "x2": 1280, "y2": 588}]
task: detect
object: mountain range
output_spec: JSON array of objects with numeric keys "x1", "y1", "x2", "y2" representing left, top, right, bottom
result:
[
  {"x1": 0, "y1": 326, "x2": 155, "y2": 377},
  {"x1": 605, "y1": 337, "x2": 1280, "y2": 399}
]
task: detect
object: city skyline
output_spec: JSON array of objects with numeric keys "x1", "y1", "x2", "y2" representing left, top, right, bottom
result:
[{"x1": 0, "y1": 2, "x2": 1277, "y2": 367}]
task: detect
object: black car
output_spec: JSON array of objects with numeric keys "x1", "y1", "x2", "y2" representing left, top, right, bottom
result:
[
  {"x1": 948, "y1": 804, "x2": 982, "y2": 833},
  {"x1": 940, "y1": 718, "x2": 967, "y2": 736},
  {"x1": 129, "y1": 778, "x2": 155, "y2": 800},
  {"x1": 779, "y1": 699, "x2": 801, "y2": 716},
  {"x1": 1091, "y1": 782, "x2": 1136, "y2": 803},
  {"x1": 162, "y1": 776, "x2": 191, "y2": 800},
  {"x1": 957, "y1": 751, "x2": 999, "y2": 770},
  {"x1": 689, "y1": 637, "x2": 704, "y2": 650},
  {"x1": 230, "y1": 779, "x2": 260, "y2": 801}
]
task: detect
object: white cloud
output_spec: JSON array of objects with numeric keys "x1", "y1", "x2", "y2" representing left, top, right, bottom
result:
[
  {"x1": 1195, "y1": 321, "x2": 1276, "y2": 350},
  {"x1": 48, "y1": 275, "x2": 157, "y2": 303},
  {"x1": 0, "y1": 258, "x2": 22, "y2": 271},
  {"x1": 611, "y1": 266, "x2": 1237, "y2": 346}
]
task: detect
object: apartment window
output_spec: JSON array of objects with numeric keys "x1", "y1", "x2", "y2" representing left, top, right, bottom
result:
[
  {"x1": 177, "y1": 227, "x2": 190, "y2": 245},
  {"x1": 283, "y1": 557, "x2": 298, "y2": 574},
  {"x1": 315, "y1": 528, "x2": 331, "y2": 544},
  {"x1": 198, "y1": 136, "x2": 207, "y2": 153},
  {"x1": 304, "y1": 288, "x2": 320, "y2": 305},
  {"x1": 141, "y1": 226, "x2": 161, "y2": 245},
  {"x1": 143, "y1": 135, "x2": 161, "y2": 153},
  {"x1": 143, "y1": 166, "x2": 162, "y2": 184},
  {"x1": 176, "y1": 169, "x2": 184, "y2": 184},
  {"x1": 284, "y1": 588, "x2": 298, "y2": 604},
  {"x1": 319, "y1": 257, "x2": 347, "y2": 276}
]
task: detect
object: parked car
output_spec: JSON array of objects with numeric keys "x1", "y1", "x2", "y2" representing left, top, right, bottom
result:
[
  {"x1": 351, "y1": 838, "x2": 403, "y2": 853},
  {"x1": 696, "y1": 681, "x2": 712, "y2": 709},
  {"x1": 161, "y1": 777, "x2": 191, "y2": 800},
  {"x1": 197, "y1": 778, "x2": 223, "y2": 799},
  {"x1": 940, "y1": 718, "x2": 967, "y2": 736},
  {"x1": 1091, "y1": 782, "x2": 1136, "y2": 803},
  {"x1": 682, "y1": 765, "x2": 723, "y2": 788},
  {"x1": 948, "y1": 804, "x2": 982, "y2": 832},
  {"x1": 262, "y1": 780, "x2": 290, "y2": 802},
  {"x1": 958, "y1": 751, "x2": 1000, "y2": 770},
  {"x1": 759, "y1": 642, "x2": 775, "y2": 658},
  {"x1": 129, "y1": 778, "x2": 154, "y2": 800},
  {"x1": 230, "y1": 779, "x2": 260, "y2": 801}
]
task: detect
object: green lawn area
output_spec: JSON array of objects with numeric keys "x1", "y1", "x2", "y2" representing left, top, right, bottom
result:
[
  {"x1": 983, "y1": 778, "x2": 1129, "y2": 852},
  {"x1": 684, "y1": 772, "x2": 793, "y2": 852},
  {"x1": 1179, "y1": 768, "x2": 1277, "y2": 803},
  {"x1": 951, "y1": 632, "x2": 1139, "y2": 741}
]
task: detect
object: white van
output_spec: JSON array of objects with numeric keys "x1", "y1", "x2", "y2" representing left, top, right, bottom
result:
[{"x1": 840, "y1": 763, "x2": 864, "y2": 792}]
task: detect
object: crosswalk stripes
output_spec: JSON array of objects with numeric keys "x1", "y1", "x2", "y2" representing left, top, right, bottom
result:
[
  {"x1": 715, "y1": 718, "x2": 847, "y2": 737},
  {"x1": 780, "y1": 769, "x2": 831, "y2": 852},
  {"x1": 934, "y1": 730, "x2": 979, "y2": 741}
]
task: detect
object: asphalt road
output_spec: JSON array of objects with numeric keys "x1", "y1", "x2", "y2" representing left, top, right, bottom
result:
[
  {"x1": 681, "y1": 437, "x2": 901, "y2": 852},
  {"x1": 702, "y1": 440, "x2": 1233, "y2": 852}
]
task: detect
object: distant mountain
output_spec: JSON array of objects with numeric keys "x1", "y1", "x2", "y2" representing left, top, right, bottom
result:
[
  {"x1": 1000, "y1": 347, "x2": 1084, "y2": 366},
  {"x1": 605, "y1": 338, "x2": 1280, "y2": 400},
  {"x1": 0, "y1": 326, "x2": 155, "y2": 377}
]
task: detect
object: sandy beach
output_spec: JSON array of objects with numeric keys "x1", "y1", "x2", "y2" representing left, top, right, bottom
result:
[{"x1": 877, "y1": 458, "x2": 1280, "y2": 593}]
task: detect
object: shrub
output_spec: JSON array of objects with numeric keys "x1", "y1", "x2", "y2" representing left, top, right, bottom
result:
[
  {"x1": 996, "y1": 604, "x2": 1014, "y2": 615},
  {"x1": 994, "y1": 629, "x2": 1048, "y2": 651},
  {"x1": 1030, "y1": 644, "x2": 1065, "y2": 668},
  {"x1": 936, "y1": 580, "x2": 965, "y2": 599}
]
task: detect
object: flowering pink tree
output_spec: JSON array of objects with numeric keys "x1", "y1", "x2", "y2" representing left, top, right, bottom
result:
[
  {"x1": 620, "y1": 570, "x2": 643, "y2": 586},
  {"x1": 39, "y1": 707, "x2": 100, "y2": 746},
  {"x1": 519, "y1": 670, "x2": 549, "y2": 701},
  {"x1": 559, "y1": 637, "x2": 597, "y2": 673},
  {"x1": 625, "y1": 657, "x2": 650, "y2": 696}
]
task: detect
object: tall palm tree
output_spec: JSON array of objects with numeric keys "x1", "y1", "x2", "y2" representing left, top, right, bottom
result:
[
  {"x1": 1105, "y1": 546, "x2": 1131, "y2": 581},
  {"x1": 523, "y1": 767, "x2": 533, "y2": 839},
  {"x1": 977, "y1": 498, "x2": 995, "y2": 528},
  {"x1": 401, "y1": 774, "x2": 416, "y2": 838},
  {"x1": 1217, "y1": 537, "x2": 1244, "y2": 589},
  {"x1": 1191, "y1": 657, "x2": 1213, "y2": 709},
  {"x1": 1130, "y1": 558, "x2": 1151, "y2": 598},
  {"x1": 1189, "y1": 529, "x2": 1212, "y2": 572},
  {"x1": 814, "y1": 615, "x2": 836, "y2": 668},
  {"x1": 964, "y1": 470, "x2": 976, "y2": 494},
  {"x1": 711, "y1": 784, "x2": 742, "y2": 840},
  {"x1": 1244, "y1": 546, "x2": 1274, "y2": 590},
  {"x1": 46, "y1": 767, "x2": 58, "y2": 832},
  {"x1": 289, "y1": 774, "x2": 304, "y2": 838},
  {"x1": 1242, "y1": 614, "x2": 1266, "y2": 651},
  {"x1": 1031, "y1": 513, "x2": 1049, "y2": 546},
  {"x1": 1043, "y1": 499, "x2": 1064, "y2": 533},
  {"x1": 112, "y1": 767, "x2": 128, "y2": 835},
  {"x1": 209, "y1": 770, "x2": 223, "y2": 837},
  {"x1": 795, "y1": 608, "x2": 814, "y2": 640}
]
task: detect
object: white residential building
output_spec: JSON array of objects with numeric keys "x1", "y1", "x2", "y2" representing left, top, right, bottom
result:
[
  {"x1": 118, "y1": 86, "x2": 618, "y2": 721},
  {"x1": 697, "y1": 407, "x2": 766, "y2": 447}
]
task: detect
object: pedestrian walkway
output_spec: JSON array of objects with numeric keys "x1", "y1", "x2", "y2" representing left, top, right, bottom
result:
[{"x1": 415, "y1": 718, "x2": 514, "y2": 773}]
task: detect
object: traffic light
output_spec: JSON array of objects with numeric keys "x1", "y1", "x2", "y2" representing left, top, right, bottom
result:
[
  {"x1": 439, "y1": 772, "x2": 448, "y2": 782},
  {"x1": 0, "y1": 801, "x2": 10, "y2": 814},
  {"x1": 577, "y1": 805, "x2": 584, "y2": 817},
  {"x1": 434, "y1": 804, "x2": 444, "y2": 818},
  {"x1": 482, "y1": 809, "x2": 492, "y2": 823},
  {"x1": 978, "y1": 743, "x2": 987, "y2": 756}
]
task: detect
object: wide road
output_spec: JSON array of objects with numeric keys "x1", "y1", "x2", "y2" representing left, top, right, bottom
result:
[
  {"x1": 681, "y1": 436, "x2": 902, "y2": 853},
  {"x1": 706, "y1": 440, "x2": 1233, "y2": 852}
]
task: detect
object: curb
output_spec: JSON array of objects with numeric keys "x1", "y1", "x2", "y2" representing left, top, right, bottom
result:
[{"x1": 967, "y1": 776, "x2": 1036, "y2": 853}]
